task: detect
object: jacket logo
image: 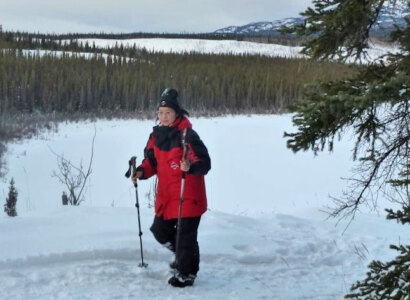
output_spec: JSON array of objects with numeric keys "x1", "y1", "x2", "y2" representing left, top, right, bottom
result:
[{"x1": 170, "y1": 161, "x2": 179, "y2": 170}]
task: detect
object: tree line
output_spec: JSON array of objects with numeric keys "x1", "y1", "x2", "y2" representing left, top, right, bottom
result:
[
  {"x1": 0, "y1": 30, "x2": 304, "y2": 58},
  {"x1": 2, "y1": 29, "x2": 302, "y2": 48},
  {"x1": 0, "y1": 29, "x2": 355, "y2": 178},
  {"x1": 0, "y1": 48, "x2": 355, "y2": 119}
]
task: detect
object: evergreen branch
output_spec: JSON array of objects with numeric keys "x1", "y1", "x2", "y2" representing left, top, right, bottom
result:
[{"x1": 328, "y1": 134, "x2": 409, "y2": 222}]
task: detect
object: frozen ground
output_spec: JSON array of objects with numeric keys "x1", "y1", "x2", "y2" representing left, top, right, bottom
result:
[
  {"x1": 78, "y1": 38, "x2": 400, "y2": 63},
  {"x1": 19, "y1": 38, "x2": 399, "y2": 63},
  {"x1": 0, "y1": 115, "x2": 408, "y2": 299}
]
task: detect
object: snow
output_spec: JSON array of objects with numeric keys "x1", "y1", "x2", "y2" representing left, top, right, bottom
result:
[
  {"x1": 13, "y1": 38, "x2": 399, "y2": 64},
  {"x1": 73, "y1": 37, "x2": 400, "y2": 63},
  {"x1": 399, "y1": 88, "x2": 407, "y2": 96},
  {"x1": 215, "y1": 18, "x2": 303, "y2": 35},
  {"x1": 77, "y1": 38, "x2": 305, "y2": 58},
  {"x1": 19, "y1": 49, "x2": 134, "y2": 63},
  {"x1": 1, "y1": 115, "x2": 408, "y2": 299}
]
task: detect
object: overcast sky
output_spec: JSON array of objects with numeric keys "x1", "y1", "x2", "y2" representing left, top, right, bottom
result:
[{"x1": 0, "y1": 0, "x2": 312, "y2": 34}]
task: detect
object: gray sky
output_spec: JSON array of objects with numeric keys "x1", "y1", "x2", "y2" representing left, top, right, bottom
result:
[{"x1": 0, "y1": 0, "x2": 312, "y2": 34}]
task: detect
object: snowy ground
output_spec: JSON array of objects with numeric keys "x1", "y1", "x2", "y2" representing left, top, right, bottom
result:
[
  {"x1": 76, "y1": 38, "x2": 400, "y2": 62},
  {"x1": 78, "y1": 38, "x2": 305, "y2": 58},
  {"x1": 19, "y1": 49, "x2": 134, "y2": 62},
  {"x1": 19, "y1": 38, "x2": 399, "y2": 63},
  {"x1": 1, "y1": 115, "x2": 408, "y2": 299}
]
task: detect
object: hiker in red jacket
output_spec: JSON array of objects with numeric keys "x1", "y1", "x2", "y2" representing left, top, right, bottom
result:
[{"x1": 132, "y1": 88, "x2": 211, "y2": 288}]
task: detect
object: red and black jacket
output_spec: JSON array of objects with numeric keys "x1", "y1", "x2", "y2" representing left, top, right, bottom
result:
[{"x1": 137, "y1": 116, "x2": 211, "y2": 220}]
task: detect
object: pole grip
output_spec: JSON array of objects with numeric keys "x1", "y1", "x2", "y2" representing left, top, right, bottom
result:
[{"x1": 127, "y1": 156, "x2": 138, "y2": 187}]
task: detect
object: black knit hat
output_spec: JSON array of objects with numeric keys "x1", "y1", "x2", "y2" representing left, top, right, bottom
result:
[{"x1": 158, "y1": 88, "x2": 181, "y2": 113}]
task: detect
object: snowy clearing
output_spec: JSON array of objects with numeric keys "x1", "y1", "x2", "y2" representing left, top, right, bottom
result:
[
  {"x1": 76, "y1": 38, "x2": 399, "y2": 62},
  {"x1": 77, "y1": 38, "x2": 305, "y2": 58},
  {"x1": 13, "y1": 38, "x2": 399, "y2": 64},
  {"x1": 19, "y1": 49, "x2": 134, "y2": 62}
]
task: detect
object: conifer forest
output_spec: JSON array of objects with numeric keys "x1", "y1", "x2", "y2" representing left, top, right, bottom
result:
[{"x1": 0, "y1": 31, "x2": 355, "y2": 141}]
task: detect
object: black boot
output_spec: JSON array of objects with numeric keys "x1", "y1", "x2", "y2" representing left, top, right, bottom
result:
[{"x1": 168, "y1": 273, "x2": 196, "y2": 288}]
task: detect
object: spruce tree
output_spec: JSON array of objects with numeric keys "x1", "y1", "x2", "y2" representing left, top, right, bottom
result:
[
  {"x1": 345, "y1": 205, "x2": 410, "y2": 299},
  {"x1": 4, "y1": 178, "x2": 17, "y2": 217},
  {"x1": 284, "y1": 0, "x2": 409, "y2": 299}
]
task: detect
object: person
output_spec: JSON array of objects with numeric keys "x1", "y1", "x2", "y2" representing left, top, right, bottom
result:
[{"x1": 132, "y1": 88, "x2": 211, "y2": 288}]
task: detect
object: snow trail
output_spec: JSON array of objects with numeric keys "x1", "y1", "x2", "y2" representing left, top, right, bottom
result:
[{"x1": 1, "y1": 208, "x2": 407, "y2": 299}]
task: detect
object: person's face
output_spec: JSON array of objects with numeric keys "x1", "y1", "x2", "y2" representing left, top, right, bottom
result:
[{"x1": 158, "y1": 106, "x2": 177, "y2": 126}]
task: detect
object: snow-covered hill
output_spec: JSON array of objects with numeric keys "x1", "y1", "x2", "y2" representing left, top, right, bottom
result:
[
  {"x1": 375, "y1": 0, "x2": 410, "y2": 30},
  {"x1": 1, "y1": 115, "x2": 408, "y2": 299},
  {"x1": 71, "y1": 38, "x2": 398, "y2": 63},
  {"x1": 77, "y1": 37, "x2": 305, "y2": 58},
  {"x1": 214, "y1": 18, "x2": 303, "y2": 36},
  {"x1": 214, "y1": 1, "x2": 409, "y2": 37}
]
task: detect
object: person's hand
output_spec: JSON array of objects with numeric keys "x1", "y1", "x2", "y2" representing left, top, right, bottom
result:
[
  {"x1": 180, "y1": 159, "x2": 191, "y2": 172},
  {"x1": 132, "y1": 170, "x2": 143, "y2": 185}
]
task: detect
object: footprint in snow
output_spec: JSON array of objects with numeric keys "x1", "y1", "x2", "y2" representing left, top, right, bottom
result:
[{"x1": 232, "y1": 244, "x2": 255, "y2": 253}]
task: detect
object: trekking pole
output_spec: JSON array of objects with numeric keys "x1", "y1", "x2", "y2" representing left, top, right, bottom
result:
[
  {"x1": 125, "y1": 156, "x2": 148, "y2": 268},
  {"x1": 174, "y1": 129, "x2": 188, "y2": 276}
]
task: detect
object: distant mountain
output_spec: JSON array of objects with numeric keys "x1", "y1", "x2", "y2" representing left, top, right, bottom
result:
[
  {"x1": 214, "y1": 17, "x2": 303, "y2": 37},
  {"x1": 214, "y1": 2, "x2": 409, "y2": 38},
  {"x1": 373, "y1": 1, "x2": 410, "y2": 35}
]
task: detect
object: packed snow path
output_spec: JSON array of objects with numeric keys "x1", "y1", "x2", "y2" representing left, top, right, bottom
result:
[{"x1": 1, "y1": 207, "x2": 407, "y2": 300}]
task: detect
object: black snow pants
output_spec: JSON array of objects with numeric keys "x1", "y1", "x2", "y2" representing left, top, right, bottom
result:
[{"x1": 150, "y1": 216, "x2": 201, "y2": 276}]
